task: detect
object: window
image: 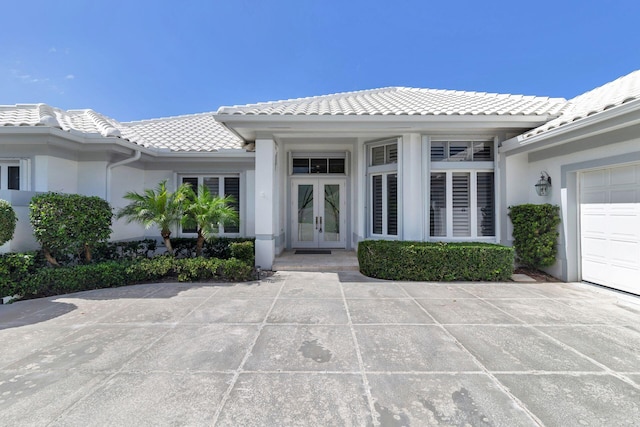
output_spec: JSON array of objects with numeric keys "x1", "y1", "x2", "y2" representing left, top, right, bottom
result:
[
  {"x1": 368, "y1": 141, "x2": 398, "y2": 237},
  {"x1": 291, "y1": 156, "x2": 345, "y2": 174},
  {"x1": 429, "y1": 140, "x2": 495, "y2": 239},
  {"x1": 430, "y1": 141, "x2": 493, "y2": 162},
  {"x1": 429, "y1": 171, "x2": 495, "y2": 238},
  {"x1": 0, "y1": 161, "x2": 21, "y2": 190},
  {"x1": 180, "y1": 175, "x2": 241, "y2": 234}
]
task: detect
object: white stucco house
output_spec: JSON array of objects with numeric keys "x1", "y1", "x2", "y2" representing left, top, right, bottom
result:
[{"x1": 1, "y1": 70, "x2": 639, "y2": 295}]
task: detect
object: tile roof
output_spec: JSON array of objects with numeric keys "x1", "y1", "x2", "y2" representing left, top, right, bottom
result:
[
  {"x1": 217, "y1": 87, "x2": 568, "y2": 117},
  {"x1": 523, "y1": 70, "x2": 640, "y2": 138},
  {"x1": 121, "y1": 113, "x2": 244, "y2": 152},
  {"x1": 0, "y1": 104, "x2": 245, "y2": 152}
]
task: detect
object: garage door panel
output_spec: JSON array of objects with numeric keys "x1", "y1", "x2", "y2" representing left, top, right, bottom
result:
[
  {"x1": 581, "y1": 237, "x2": 607, "y2": 259},
  {"x1": 580, "y1": 164, "x2": 640, "y2": 295},
  {"x1": 582, "y1": 169, "x2": 606, "y2": 188},
  {"x1": 610, "y1": 165, "x2": 637, "y2": 185}
]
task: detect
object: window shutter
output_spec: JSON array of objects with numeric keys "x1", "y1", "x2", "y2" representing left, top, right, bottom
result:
[
  {"x1": 431, "y1": 142, "x2": 446, "y2": 161},
  {"x1": 387, "y1": 174, "x2": 397, "y2": 236},
  {"x1": 430, "y1": 173, "x2": 447, "y2": 236},
  {"x1": 224, "y1": 177, "x2": 240, "y2": 233},
  {"x1": 203, "y1": 177, "x2": 220, "y2": 196},
  {"x1": 476, "y1": 172, "x2": 495, "y2": 236},
  {"x1": 452, "y1": 173, "x2": 470, "y2": 236},
  {"x1": 372, "y1": 175, "x2": 383, "y2": 234}
]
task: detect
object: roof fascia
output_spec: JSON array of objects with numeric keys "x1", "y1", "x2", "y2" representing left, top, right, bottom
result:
[{"x1": 500, "y1": 99, "x2": 640, "y2": 155}]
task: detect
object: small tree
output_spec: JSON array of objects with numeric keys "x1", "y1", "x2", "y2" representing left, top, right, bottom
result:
[
  {"x1": 0, "y1": 200, "x2": 18, "y2": 246},
  {"x1": 508, "y1": 204, "x2": 561, "y2": 269},
  {"x1": 116, "y1": 180, "x2": 188, "y2": 256},
  {"x1": 30, "y1": 193, "x2": 113, "y2": 265},
  {"x1": 182, "y1": 184, "x2": 239, "y2": 257}
]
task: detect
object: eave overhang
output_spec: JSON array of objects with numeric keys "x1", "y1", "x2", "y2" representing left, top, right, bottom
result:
[
  {"x1": 214, "y1": 113, "x2": 559, "y2": 141},
  {"x1": 500, "y1": 99, "x2": 640, "y2": 156}
]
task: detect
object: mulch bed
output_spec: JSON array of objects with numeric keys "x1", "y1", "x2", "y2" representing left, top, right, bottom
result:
[{"x1": 514, "y1": 267, "x2": 560, "y2": 282}]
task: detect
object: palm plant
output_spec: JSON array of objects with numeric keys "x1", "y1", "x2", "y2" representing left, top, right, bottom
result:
[
  {"x1": 182, "y1": 184, "x2": 239, "y2": 256},
  {"x1": 116, "y1": 180, "x2": 188, "y2": 256}
]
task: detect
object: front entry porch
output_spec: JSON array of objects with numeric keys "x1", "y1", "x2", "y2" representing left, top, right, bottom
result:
[{"x1": 272, "y1": 249, "x2": 359, "y2": 272}]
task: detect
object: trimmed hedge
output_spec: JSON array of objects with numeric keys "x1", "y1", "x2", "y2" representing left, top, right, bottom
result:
[
  {"x1": 0, "y1": 199, "x2": 17, "y2": 246},
  {"x1": 5, "y1": 256, "x2": 255, "y2": 299},
  {"x1": 508, "y1": 204, "x2": 561, "y2": 269},
  {"x1": 358, "y1": 240, "x2": 514, "y2": 281}
]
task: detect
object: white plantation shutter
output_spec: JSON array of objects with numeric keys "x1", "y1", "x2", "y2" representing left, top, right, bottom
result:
[
  {"x1": 430, "y1": 173, "x2": 446, "y2": 236},
  {"x1": 203, "y1": 177, "x2": 219, "y2": 196},
  {"x1": 224, "y1": 177, "x2": 240, "y2": 233},
  {"x1": 476, "y1": 172, "x2": 494, "y2": 236},
  {"x1": 372, "y1": 175, "x2": 383, "y2": 234},
  {"x1": 387, "y1": 174, "x2": 397, "y2": 235},
  {"x1": 452, "y1": 173, "x2": 470, "y2": 236}
]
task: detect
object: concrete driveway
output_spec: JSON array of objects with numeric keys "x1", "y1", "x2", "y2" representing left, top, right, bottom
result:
[{"x1": 1, "y1": 271, "x2": 639, "y2": 426}]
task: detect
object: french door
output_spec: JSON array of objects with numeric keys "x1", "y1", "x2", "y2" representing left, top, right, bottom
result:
[{"x1": 292, "y1": 178, "x2": 346, "y2": 248}]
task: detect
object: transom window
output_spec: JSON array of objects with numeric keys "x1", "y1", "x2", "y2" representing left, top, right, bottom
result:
[
  {"x1": 180, "y1": 175, "x2": 240, "y2": 234},
  {"x1": 0, "y1": 161, "x2": 20, "y2": 190},
  {"x1": 431, "y1": 140, "x2": 493, "y2": 162},
  {"x1": 368, "y1": 140, "x2": 398, "y2": 237},
  {"x1": 292, "y1": 157, "x2": 345, "y2": 174}
]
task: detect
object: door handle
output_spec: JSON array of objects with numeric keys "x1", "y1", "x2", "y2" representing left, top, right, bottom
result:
[
  {"x1": 319, "y1": 217, "x2": 323, "y2": 233},
  {"x1": 315, "y1": 216, "x2": 319, "y2": 230}
]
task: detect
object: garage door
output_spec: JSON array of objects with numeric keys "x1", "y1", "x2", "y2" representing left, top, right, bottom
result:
[{"x1": 580, "y1": 164, "x2": 640, "y2": 295}]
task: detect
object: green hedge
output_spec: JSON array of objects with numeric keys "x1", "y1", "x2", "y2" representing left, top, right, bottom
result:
[
  {"x1": 508, "y1": 204, "x2": 561, "y2": 269},
  {"x1": 358, "y1": 240, "x2": 514, "y2": 281},
  {"x1": 2, "y1": 256, "x2": 255, "y2": 299},
  {"x1": 0, "y1": 199, "x2": 17, "y2": 246}
]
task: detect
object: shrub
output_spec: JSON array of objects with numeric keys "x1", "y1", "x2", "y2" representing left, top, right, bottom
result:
[
  {"x1": 92, "y1": 239, "x2": 158, "y2": 261},
  {"x1": 230, "y1": 241, "x2": 254, "y2": 264},
  {"x1": 20, "y1": 261, "x2": 129, "y2": 298},
  {"x1": 358, "y1": 240, "x2": 514, "y2": 281},
  {"x1": 29, "y1": 193, "x2": 113, "y2": 265},
  {"x1": 171, "y1": 237, "x2": 255, "y2": 259},
  {"x1": 0, "y1": 200, "x2": 17, "y2": 246},
  {"x1": 508, "y1": 204, "x2": 561, "y2": 269},
  {"x1": 0, "y1": 252, "x2": 41, "y2": 296}
]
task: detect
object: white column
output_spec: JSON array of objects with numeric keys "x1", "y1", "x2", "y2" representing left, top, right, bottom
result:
[
  {"x1": 401, "y1": 133, "x2": 424, "y2": 240},
  {"x1": 254, "y1": 138, "x2": 276, "y2": 269}
]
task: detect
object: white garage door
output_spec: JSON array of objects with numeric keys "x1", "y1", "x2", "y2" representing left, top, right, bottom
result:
[{"x1": 580, "y1": 164, "x2": 640, "y2": 295}]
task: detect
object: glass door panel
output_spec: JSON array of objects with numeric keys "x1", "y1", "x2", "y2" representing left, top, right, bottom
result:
[
  {"x1": 292, "y1": 179, "x2": 346, "y2": 248},
  {"x1": 323, "y1": 184, "x2": 340, "y2": 242},
  {"x1": 297, "y1": 184, "x2": 315, "y2": 242}
]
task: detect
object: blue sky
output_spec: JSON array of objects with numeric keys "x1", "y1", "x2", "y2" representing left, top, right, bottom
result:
[{"x1": 2, "y1": 1, "x2": 639, "y2": 121}]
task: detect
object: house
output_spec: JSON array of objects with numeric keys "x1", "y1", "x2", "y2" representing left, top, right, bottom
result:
[{"x1": 1, "y1": 70, "x2": 639, "y2": 295}]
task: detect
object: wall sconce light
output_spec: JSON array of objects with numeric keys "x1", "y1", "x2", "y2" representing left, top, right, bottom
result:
[{"x1": 535, "y1": 171, "x2": 552, "y2": 196}]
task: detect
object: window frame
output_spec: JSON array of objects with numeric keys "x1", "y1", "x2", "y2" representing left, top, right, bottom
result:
[
  {"x1": 0, "y1": 159, "x2": 23, "y2": 191},
  {"x1": 427, "y1": 138, "x2": 497, "y2": 241},
  {"x1": 366, "y1": 139, "x2": 400, "y2": 238},
  {"x1": 178, "y1": 174, "x2": 242, "y2": 236}
]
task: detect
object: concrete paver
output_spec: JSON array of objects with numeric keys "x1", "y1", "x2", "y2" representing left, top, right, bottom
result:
[{"x1": 0, "y1": 271, "x2": 639, "y2": 426}]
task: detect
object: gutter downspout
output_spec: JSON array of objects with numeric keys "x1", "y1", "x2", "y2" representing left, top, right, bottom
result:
[{"x1": 106, "y1": 150, "x2": 141, "y2": 203}]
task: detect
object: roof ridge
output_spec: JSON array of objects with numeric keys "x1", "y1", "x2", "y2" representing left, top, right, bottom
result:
[
  {"x1": 217, "y1": 87, "x2": 402, "y2": 112},
  {"x1": 122, "y1": 111, "x2": 217, "y2": 126}
]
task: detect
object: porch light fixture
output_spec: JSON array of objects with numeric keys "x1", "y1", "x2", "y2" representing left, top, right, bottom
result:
[{"x1": 535, "y1": 171, "x2": 552, "y2": 196}]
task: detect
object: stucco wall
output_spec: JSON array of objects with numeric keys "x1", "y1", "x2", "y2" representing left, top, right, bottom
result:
[{"x1": 504, "y1": 136, "x2": 640, "y2": 281}]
